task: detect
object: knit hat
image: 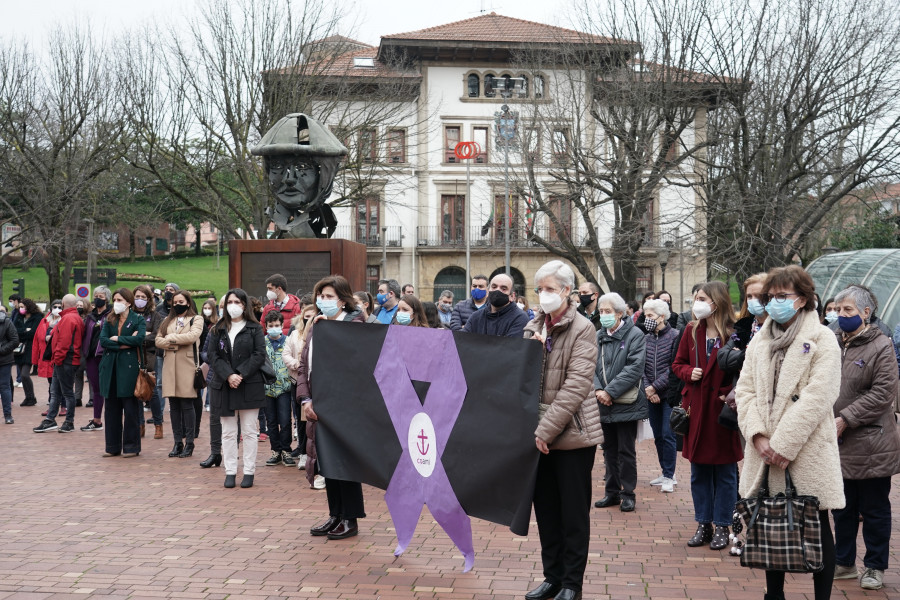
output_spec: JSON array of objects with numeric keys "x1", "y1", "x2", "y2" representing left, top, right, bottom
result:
[{"x1": 165, "y1": 282, "x2": 180, "y2": 291}]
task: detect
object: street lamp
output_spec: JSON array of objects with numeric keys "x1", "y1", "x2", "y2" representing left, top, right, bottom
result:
[
  {"x1": 658, "y1": 240, "x2": 673, "y2": 291},
  {"x1": 494, "y1": 103, "x2": 519, "y2": 276}
]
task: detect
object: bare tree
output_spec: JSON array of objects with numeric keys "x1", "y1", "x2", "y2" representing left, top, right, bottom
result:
[
  {"x1": 701, "y1": 0, "x2": 900, "y2": 282},
  {"x1": 508, "y1": 0, "x2": 717, "y2": 299},
  {"x1": 120, "y1": 0, "x2": 422, "y2": 241},
  {"x1": 0, "y1": 25, "x2": 124, "y2": 300}
]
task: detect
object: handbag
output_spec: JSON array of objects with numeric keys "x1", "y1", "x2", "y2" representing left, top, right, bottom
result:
[
  {"x1": 599, "y1": 342, "x2": 640, "y2": 404},
  {"x1": 13, "y1": 342, "x2": 25, "y2": 356},
  {"x1": 735, "y1": 466, "x2": 824, "y2": 573},
  {"x1": 670, "y1": 332, "x2": 700, "y2": 436},
  {"x1": 191, "y1": 330, "x2": 207, "y2": 390},
  {"x1": 260, "y1": 357, "x2": 277, "y2": 385},
  {"x1": 718, "y1": 388, "x2": 740, "y2": 430},
  {"x1": 134, "y1": 345, "x2": 156, "y2": 402}
]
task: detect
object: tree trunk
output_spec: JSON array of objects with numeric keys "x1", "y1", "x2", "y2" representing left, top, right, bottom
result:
[
  {"x1": 129, "y1": 229, "x2": 136, "y2": 261},
  {"x1": 195, "y1": 225, "x2": 202, "y2": 256},
  {"x1": 44, "y1": 248, "x2": 64, "y2": 302}
]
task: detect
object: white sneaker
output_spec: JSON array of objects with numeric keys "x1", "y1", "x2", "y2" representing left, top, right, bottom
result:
[
  {"x1": 661, "y1": 478, "x2": 675, "y2": 493},
  {"x1": 650, "y1": 474, "x2": 666, "y2": 486},
  {"x1": 313, "y1": 475, "x2": 326, "y2": 490},
  {"x1": 14, "y1": 382, "x2": 22, "y2": 388},
  {"x1": 860, "y1": 568, "x2": 884, "y2": 590},
  {"x1": 204, "y1": 405, "x2": 210, "y2": 412},
  {"x1": 297, "y1": 454, "x2": 308, "y2": 469}
]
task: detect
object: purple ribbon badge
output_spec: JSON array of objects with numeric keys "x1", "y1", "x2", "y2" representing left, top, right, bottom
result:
[{"x1": 374, "y1": 326, "x2": 474, "y2": 571}]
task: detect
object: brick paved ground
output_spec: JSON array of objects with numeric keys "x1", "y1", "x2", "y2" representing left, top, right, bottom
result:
[{"x1": 0, "y1": 377, "x2": 897, "y2": 599}]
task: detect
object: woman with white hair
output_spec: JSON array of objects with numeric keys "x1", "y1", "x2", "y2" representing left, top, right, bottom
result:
[
  {"x1": 592, "y1": 292, "x2": 648, "y2": 513},
  {"x1": 831, "y1": 283, "x2": 900, "y2": 591},
  {"x1": 79, "y1": 285, "x2": 112, "y2": 432},
  {"x1": 523, "y1": 260, "x2": 598, "y2": 600},
  {"x1": 641, "y1": 297, "x2": 681, "y2": 493}
]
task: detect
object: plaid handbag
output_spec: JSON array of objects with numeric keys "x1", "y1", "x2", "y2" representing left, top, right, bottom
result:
[{"x1": 735, "y1": 466, "x2": 824, "y2": 573}]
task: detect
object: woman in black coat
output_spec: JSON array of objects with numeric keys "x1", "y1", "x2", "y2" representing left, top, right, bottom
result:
[
  {"x1": 0, "y1": 306, "x2": 19, "y2": 424},
  {"x1": 15, "y1": 299, "x2": 42, "y2": 408},
  {"x1": 208, "y1": 288, "x2": 266, "y2": 489}
]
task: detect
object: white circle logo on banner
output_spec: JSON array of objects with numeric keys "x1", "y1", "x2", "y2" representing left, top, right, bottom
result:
[{"x1": 407, "y1": 412, "x2": 436, "y2": 478}]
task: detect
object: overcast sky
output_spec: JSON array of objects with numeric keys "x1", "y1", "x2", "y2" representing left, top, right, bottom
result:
[{"x1": 0, "y1": 0, "x2": 573, "y2": 47}]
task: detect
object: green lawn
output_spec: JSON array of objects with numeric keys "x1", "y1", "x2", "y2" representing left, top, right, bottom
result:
[{"x1": 4, "y1": 255, "x2": 231, "y2": 302}]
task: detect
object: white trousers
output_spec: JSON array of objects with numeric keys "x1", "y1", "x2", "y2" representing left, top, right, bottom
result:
[{"x1": 221, "y1": 409, "x2": 259, "y2": 476}]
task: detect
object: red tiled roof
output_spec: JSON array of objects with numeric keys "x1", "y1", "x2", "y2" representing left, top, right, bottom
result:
[
  {"x1": 382, "y1": 12, "x2": 628, "y2": 46},
  {"x1": 270, "y1": 47, "x2": 420, "y2": 80}
]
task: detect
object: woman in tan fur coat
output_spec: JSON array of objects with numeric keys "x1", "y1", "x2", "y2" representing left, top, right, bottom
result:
[{"x1": 735, "y1": 265, "x2": 844, "y2": 600}]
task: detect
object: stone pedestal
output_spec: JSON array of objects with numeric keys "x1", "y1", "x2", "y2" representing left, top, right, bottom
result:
[{"x1": 229, "y1": 239, "x2": 367, "y2": 297}]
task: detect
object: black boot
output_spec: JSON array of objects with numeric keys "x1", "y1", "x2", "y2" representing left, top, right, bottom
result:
[
  {"x1": 687, "y1": 523, "x2": 714, "y2": 547},
  {"x1": 199, "y1": 453, "x2": 222, "y2": 468},
  {"x1": 168, "y1": 442, "x2": 184, "y2": 457},
  {"x1": 178, "y1": 443, "x2": 194, "y2": 458}
]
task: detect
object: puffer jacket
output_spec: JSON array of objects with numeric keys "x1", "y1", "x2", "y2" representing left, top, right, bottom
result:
[
  {"x1": 642, "y1": 323, "x2": 681, "y2": 406},
  {"x1": 449, "y1": 298, "x2": 486, "y2": 331},
  {"x1": 834, "y1": 325, "x2": 900, "y2": 480},
  {"x1": 717, "y1": 316, "x2": 757, "y2": 376},
  {"x1": 594, "y1": 317, "x2": 648, "y2": 423},
  {"x1": 523, "y1": 299, "x2": 598, "y2": 446},
  {"x1": 736, "y1": 310, "x2": 844, "y2": 509}
]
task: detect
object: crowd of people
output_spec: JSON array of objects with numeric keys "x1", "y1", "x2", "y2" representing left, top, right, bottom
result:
[{"x1": 2, "y1": 261, "x2": 899, "y2": 600}]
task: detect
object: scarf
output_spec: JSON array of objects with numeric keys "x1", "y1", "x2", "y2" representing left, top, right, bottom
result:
[{"x1": 768, "y1": 310, "x2": 807, "y2": 406}]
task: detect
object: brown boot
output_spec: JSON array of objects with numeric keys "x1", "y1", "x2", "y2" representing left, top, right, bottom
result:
[
  {"x1": 140, "y1": 424, "x2": 146, "y2": 438},
  {"x1": 154, "y1": 424, "x2": 164, "y2": 439}
]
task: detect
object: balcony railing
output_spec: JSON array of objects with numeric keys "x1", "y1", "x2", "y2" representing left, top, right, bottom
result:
[
  {"x1": 333, "y1": 225, "x2": 403, "y2": 247},
  {"x1": 416, "y1": 224, "x2": 595, "y2": 249}
]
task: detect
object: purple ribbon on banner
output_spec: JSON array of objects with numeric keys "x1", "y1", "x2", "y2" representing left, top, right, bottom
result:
[{"x1": 373, "y1": 326, "x2": 474, "y2": 571}]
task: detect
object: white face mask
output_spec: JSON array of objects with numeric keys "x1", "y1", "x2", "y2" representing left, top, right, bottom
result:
[
  {"x1": 227, "y1": 304, "x2": 244, "y2": 319},
  {"x1": 266, "y1": 290, "x2": 278, "y2": 301},
  {"x1": 51, "y1": 307, "x2": 62, "y2": 316},
  {"x1": 202, "y1": 308, "x2": 213, "y2": 317},
  {"x1": 113, "y1": 301, "x2": 128, "y2": 315},
  {"x1": 539, "y1": 290, "x2": 564, "y2": 314},
  {"x1": 692, "y1": 300, "x2": 713, "y2": 320},
  {"x1": 517, "y1": 302, "x2": 525, "y2": 310}
]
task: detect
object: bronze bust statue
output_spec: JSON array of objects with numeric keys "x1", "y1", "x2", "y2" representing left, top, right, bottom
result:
[{"x1": 252, "y1": 113, "x2": 348, "y2": 239}]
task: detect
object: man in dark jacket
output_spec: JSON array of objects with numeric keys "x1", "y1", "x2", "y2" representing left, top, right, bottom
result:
[
  {"x1": 0, "y1": 306, "x2": 20, "y2": 423},
  {"x1": 450, "y1": 274, "x2": 488, "y2": 331},
  {"x1": 576, "y1": 281, "x2": 602, "y2": 330},
  {"x1": 463, "y1": 274, "x2": 529, "y2": 338},
  {"x1": 155, "y1": 282, "x2": 179, "y2": 318},
  {"x1": 34, "y1": 295, "x2": 85, "y2": 433}
]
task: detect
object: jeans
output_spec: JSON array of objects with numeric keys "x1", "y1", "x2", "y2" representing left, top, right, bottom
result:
[
  {"x1": 265, "y1": 392, "x2": 293, "y2": 453},
  {"x1": 258, "y1": 406, "x2": 268, "y2": 435},
  {"x1": 169, "y1": 397, "x2": 196, "y2": 445},
  {"x1": 149, "y1": 354, "x2": 165, "y2": 425},
  {"x1": 833, "y1": 476, "x2": 893, "y2": 571},
  {"x1": 73, "y1": 362, "x2": 86, "y2": 404},
  {"x1": 20, "y1": 361, "x2": 35, "y2": 402},
  {"x1": 208, "y1": 386, "x2": 222, "y2": 455},
  {"x1": 690, "y1": 462, "x2": 738, "y2": 526},
  {"x1": 600, "y1": 420, "x2": 638, "y2": 501},
  {"x1": 647, "y1": 400, "x2": 676, "y2": 479},
  {"x1": 47, "y1": 363, "x2": 76, "y2": 423},
  {"x1": 0, "y1": 363, "x2": 12, "y2": 418},
  {"x1": 222, "y1": 409, "x2": 259, "y2": 475}
]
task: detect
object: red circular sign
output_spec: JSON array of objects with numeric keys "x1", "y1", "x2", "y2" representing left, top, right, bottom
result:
[{"x1": 454, "y1": 141, "x2": 481, "y2": 160}]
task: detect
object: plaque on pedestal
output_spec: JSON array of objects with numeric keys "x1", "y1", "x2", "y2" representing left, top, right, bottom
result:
[{"x1": 229, "y1": 239, "x2": 367, "y2": 297}]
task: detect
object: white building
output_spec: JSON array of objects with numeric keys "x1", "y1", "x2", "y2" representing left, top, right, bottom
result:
[{"x1": 303, "y1": 13, "x2": 707, "y2": 307}]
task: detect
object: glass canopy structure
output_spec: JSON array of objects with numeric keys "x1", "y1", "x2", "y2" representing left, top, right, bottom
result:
[{"x1": 806, "y1": 249, "x2": 900, "y2": 329}]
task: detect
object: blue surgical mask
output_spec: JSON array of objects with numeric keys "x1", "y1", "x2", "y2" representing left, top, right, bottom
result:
[
  {"x1": 267, "y1": 327, "x2": 282, "y2": 339},
  {"x1": 471, "y1": 288, "x2": 487, "y2": 301},
  {"x1": 376, "y1": 293, "x2": 388, "y2": 305},
  {"x1": 316, "y1": 298, "x2": 341, "y2": 318},
  {"x1": 824, "y1": 311, "x2": 838, "y2": 324},
  {"x1": 396, "y1": 312, "x2": 412, "y2": 325},
  {"x1": 765, "y1": 298, "x2": 797, "y2": 324},
  {"x1": 747, "y1": 298, "x2": 766, "y2": 317},
  {"x1": 838, "y1": 314, "x2": 863, "y2": 333}
]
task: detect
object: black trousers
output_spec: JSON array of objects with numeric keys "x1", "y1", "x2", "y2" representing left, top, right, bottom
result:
[
  {"x1": 765, "y1": 510, "x2": 835, "y2": 600},
  {"x1": 104, "y1": 372, "x2": 141, "y2": 455},
  {"x1": 533, "y1": 445, "x2": 596, "y2": 592},
  {"x1": 193, "y1": 391, "x2": 203, "y2": 438},
  {"x1": 325, "y1": 479, "x2": 366, "y2": 520},
  {"x1": 600, "y1": 420, "x2": 638, "y2": 500},
  {"x1": 833, "y1": 476, "x2": 892, "y2": 571},
  {"x1": 169, "y1": 397, "x2": 196, "y2": 445},
  {"x1": 208, "y1": 386, "x2": 222, "y2": 454}
]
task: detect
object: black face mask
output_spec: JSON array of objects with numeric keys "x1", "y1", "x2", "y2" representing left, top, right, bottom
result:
[
  {"x1": 77, "y1": 307, "x2": 85, "y2": 316},
  {"x1": 579, "y1": 294, "x2": 594, "y2": 308},
  {"x1": 173, "y1": 304, "x2": 189, "y2": 315},
  {"x1": 489, "y1": 290, "x2": 509, "y2": 308},
  {"x1": 164, "y1": 291, "x2": 174, "y2": 302},
  {"x1": 93, "y1": 298, "x2": 106, "y2": 309}
]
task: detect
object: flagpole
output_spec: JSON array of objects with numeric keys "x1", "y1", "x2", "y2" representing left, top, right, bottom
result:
[
  {"x1": 504, "y1": 140, "x2": 510, "y2": 276},
  {"x1": 465, "y1": 150, "x2": 471, "y2": 291}
]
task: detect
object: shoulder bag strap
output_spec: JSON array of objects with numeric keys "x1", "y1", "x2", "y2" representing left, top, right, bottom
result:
[
  {"x1": 190, "y1": 317, "x2": 199, "y2": 368},
  {"x1": 600, "y1": 342, "x2": 608, "y2": 386}
]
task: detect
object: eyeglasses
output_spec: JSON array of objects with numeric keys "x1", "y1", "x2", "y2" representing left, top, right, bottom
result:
[{"x1": 765, "y1": 292, "x2": 799, "y2": 304}]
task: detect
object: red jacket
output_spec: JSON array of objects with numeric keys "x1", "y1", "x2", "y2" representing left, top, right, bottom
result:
[
  {"x1": 51, "y1": 307, "x2": 85, "y2": 367},
  {"x1": 31, "y1": 317, "x2": 55, "y2": 378},
  {"x1": 261, "y1": 293, "x2": 302, "y2": 335},
  {"x1": 672, "y1": 320, "x2": 742, "y2": 464}
]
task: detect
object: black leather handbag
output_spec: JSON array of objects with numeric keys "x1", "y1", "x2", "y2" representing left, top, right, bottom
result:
[{"x1": 670, "y1": 404, "x2": 690, "y2": 436}]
